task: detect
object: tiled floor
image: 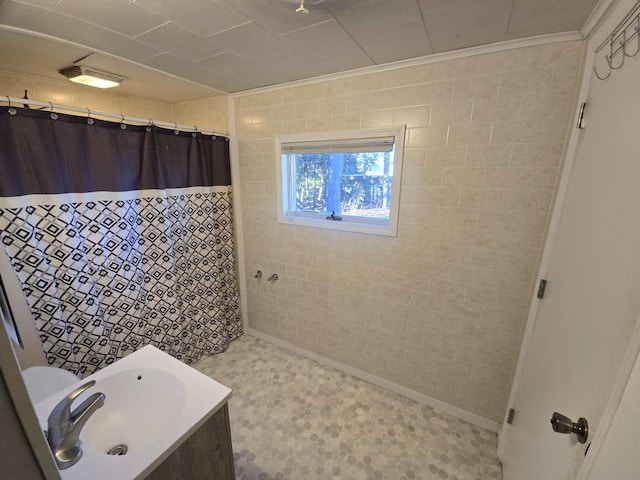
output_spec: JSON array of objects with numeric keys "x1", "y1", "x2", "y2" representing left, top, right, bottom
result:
[{"x1": 195, "y1": 335, "x2": 502, "y2": 480}]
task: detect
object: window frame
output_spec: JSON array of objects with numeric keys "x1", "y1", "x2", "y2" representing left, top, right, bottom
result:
[{"x1": 275, "y1": 126, "x2": 405, "y2": 237}]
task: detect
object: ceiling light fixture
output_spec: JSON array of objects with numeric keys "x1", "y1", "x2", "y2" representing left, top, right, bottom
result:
[
  {"x1": 284, "y1": 0, "x2": 325, "y2": 14},
  {"x1": 296, "y1": 0, "x2": 309, "y2": 14},
  {"x1": 59, "y1": 66, "x2": 125, "y2": 89}
]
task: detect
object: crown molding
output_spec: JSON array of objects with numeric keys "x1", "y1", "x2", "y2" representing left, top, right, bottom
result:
[{"x1": 232, "y1": 31, "x2": 584, "y2": 98}]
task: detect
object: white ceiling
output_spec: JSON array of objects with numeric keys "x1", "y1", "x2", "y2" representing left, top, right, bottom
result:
[{"x1": 0, "y1": 0, "x2": 601, "y2": 102}]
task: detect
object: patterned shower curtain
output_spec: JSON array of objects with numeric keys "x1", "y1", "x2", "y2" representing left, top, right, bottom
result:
[{"x1": 0, "y1": 106, "x2": 242, "y2": 376}]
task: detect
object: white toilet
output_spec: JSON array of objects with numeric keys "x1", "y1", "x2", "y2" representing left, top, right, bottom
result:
[{"x1": 22, "y1": 365, "x2": 81, "y2": 403}]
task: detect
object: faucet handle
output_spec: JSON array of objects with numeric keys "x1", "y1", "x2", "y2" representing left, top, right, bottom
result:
[{"x1": 48, "y1": 380, "x2": 96, "y2": 430}]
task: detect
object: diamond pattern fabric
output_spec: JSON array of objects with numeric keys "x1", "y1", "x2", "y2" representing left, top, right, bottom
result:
[{"x1": 0, "y1": 190, "x2": 241, "y2": 375}]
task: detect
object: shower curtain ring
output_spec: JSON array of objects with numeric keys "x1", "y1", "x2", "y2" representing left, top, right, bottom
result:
[
  {"x1": 86, "y1": 108, "x2": 94, "y2": 125},
  {"x1": 6, "y1": 96, "x2": 18, "y2": 115},
  {"x1": 192, "y1": 125, "x2": 198, "y2": 137},
  {"x1": 120, "y1": 114, "x2": 127, "y2": 129},
  {"x1": 48, "y1": 101, "x2": 58, "y2": 119},
  {"x1": 174, "y1": 122, "x2": 179, "y2": 135}
]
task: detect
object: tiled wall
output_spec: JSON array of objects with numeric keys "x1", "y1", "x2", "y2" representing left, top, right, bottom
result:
[
  {"x1": 234, "y1": 41, "x2": 585, "y2": 422},
  {"x1": 1, "y1": 70, "x2": 173, "y2": 121},
  {"x1": 173, "y1": 97, "x2": 229, "y2": 133},
  {"x1": 0, "y1": 70, "x2": 229, "y2": 133}
]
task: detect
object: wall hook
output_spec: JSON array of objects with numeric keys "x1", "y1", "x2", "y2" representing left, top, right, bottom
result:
[
  {"x1": 593, "y1": 63, "x2": 612, "y2": 80},
  {"x1": 254, "y1": 270, "x2": 262, "y2": 279},
  {"x1": 607, "y1": 45, "x2": 625, "y2": 70},
  {"x1": 623, "y1": 23, "x2": 640, "y2": 57},
  {"x1": 267, "y1": 274, "x2": 278, "y2": 282},
  {"x1": 594, "y1": 2, "x2": 640, "y2": 80}
]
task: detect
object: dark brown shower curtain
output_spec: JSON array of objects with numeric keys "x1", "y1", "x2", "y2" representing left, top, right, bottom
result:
[{"x1": 0, "y1": 106, "x2": 242, "y2": 375}]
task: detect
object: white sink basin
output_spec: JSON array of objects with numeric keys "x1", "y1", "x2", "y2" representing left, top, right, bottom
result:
[
  {"x1": 82, "y1": 367, "x2": 186, "y2": 454},
  {"x1": 34, "y1": 345, "x2": 232, "y2": 480}
]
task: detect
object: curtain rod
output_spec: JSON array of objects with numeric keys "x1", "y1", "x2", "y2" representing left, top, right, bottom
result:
[{"x1": 2, "y1": 96, "x2": 230, "y2": 138}]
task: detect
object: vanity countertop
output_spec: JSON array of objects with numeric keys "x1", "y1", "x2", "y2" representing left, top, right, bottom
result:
[{"x1": 33, "y1": 345, "x2": 232, "y2": 480}]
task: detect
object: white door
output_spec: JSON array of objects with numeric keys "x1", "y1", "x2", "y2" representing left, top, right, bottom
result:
[{"x1": 499, "y1": 9, "x2": 640, "y2": 480}]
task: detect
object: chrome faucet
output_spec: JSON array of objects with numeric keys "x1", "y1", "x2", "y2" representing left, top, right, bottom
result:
[{"x1": 47, "y1": 380, "x2": 105, "y2": 469}]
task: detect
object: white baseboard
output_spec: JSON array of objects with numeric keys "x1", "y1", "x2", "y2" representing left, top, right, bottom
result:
[{"x1": 245, "y1": 327, "x2": 499, "y2": 433}]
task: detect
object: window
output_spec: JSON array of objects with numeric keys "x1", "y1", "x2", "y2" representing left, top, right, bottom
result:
[{"x1": 275, "y1": 126, "x2": 405, "y2": 237}]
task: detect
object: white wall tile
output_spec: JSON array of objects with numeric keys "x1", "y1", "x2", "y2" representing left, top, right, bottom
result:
[{"x1": 234, "y1": 40, "x2": 584, "y2": 423}]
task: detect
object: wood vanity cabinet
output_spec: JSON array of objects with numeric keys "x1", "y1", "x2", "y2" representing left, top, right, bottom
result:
[{"x1": 146, "y1": 403, "x2": 235, "y2": 480}]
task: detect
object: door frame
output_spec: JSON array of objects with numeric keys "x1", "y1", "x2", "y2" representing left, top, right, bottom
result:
[
  {"x1": 496, "y1": 36, "x2": 594, "y2": 462},
  {"x1": 497, "y1": 0, "x2": 640, "y2": 474}
]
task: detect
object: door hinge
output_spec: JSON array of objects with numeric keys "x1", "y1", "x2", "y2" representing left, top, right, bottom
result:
[
  {"x1": 576, "y1": 102, "x2": 587, "y2": 129},
  {"x1": 537, "y1": 279, "x2": 547, "y2": 299},
  {"x1": 507, "y1": 408, "x2": 515, "y2": 425}
]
